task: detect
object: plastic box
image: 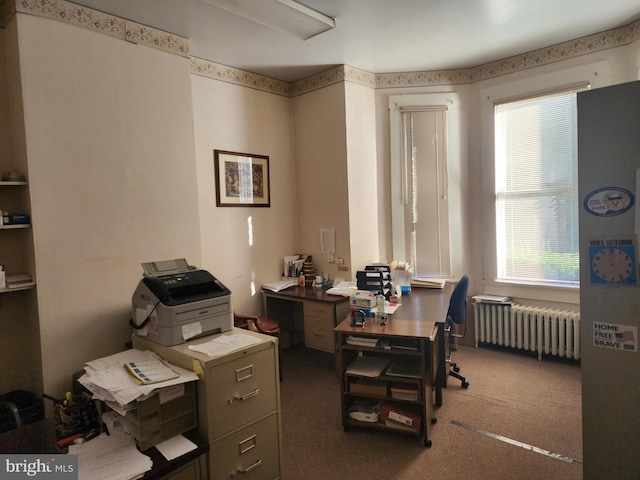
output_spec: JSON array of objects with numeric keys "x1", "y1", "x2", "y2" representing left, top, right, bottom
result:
[{"x1": 121, "y1": 381, "x2": 197, "y2": 450}]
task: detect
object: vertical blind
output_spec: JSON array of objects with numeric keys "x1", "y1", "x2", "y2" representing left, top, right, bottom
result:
[
  {"x1": 401, "y1": 106, "x2": 451, "y2": 278},
  {"x1": 494, "y1": 89, "x2": 581, "y2": 284}
]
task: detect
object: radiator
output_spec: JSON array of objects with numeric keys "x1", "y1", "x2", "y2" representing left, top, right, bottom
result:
[{"x1": 473, "y1": 303, "x2": 580, "y2": 360}]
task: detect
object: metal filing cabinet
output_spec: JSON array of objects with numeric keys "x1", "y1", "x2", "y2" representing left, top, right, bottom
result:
[
  {"x1": 133, "y1": 329, "x2": 282, "y2": 480},
  {"x1": 303, "y1": 301, "x2": 336, "y2": 352}
]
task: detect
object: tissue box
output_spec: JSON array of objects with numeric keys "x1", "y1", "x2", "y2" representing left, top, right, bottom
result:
[{"x1": 350, "y1": 290, "x2": 376, "y2": 309}]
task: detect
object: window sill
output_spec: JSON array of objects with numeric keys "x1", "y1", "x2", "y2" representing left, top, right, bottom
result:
[{"x1": 483, "y1": 279, "x2": 580, "y2": 308}]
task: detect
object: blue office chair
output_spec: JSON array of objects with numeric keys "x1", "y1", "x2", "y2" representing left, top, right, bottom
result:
[{"x1": 446, "y1": 275, "x2": 470, "y2": 388}]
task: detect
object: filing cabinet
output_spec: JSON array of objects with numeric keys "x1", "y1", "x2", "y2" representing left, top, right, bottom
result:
[
  {"x1": 303, "y1": 301, "x2": 335, "y2": 352},
  {"x1": 133, "y1": 329, "x2": 282, "y2": 480}
]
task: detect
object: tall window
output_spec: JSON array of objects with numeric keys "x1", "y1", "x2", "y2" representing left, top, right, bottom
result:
[
  {"x1": 494, "y1": 89, "x2": 583, "y2": 285},
  {"x1": 399, "y1": 106, "x2": 451, "y2": 278}
]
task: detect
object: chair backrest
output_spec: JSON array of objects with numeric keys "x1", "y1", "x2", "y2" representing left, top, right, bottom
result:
[{"x1": 446, "y1": 275, "x2": 470, "y2": 326}]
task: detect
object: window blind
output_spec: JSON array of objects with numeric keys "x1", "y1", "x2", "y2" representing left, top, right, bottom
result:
[
  {"x1": 494, "y1": 90, "x2": 581, "y2": 283},
  {"x1": 401, "y1": 107, "x2": 451, "y2": 278}
]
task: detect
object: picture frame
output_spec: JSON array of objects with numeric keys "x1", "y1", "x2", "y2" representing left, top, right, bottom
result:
[{"x1": 214, "y1": 150, "x2": 271, "y2": 207}]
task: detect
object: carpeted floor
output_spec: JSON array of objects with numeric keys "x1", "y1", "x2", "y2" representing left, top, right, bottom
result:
[{"x1": 279, "y1": 344, "x2": 582, "y2": 480}]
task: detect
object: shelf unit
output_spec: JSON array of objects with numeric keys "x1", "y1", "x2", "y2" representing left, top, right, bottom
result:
[
  {"x1": 335, "y1": 326, "x2": 439, "y2": 447},
  {"x1": 0, "y1": 180, "x2": 34, "y2": 294}
]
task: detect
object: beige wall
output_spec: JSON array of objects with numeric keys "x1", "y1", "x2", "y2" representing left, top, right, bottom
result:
[
  {"x1": 191, "y1": 75, "x2": 298, "y2": 314},
  {"x1": 292, "y1": 83, "x2": 352, "y2": 280},
  {"x1": 345, "y1": 81, "x2": 380, "y2": 271},
  {"x1": 16, "y1": 14, "x2": 201, "y2": 395}
]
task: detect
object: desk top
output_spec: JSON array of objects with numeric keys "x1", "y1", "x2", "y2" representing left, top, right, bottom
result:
[
  {"x1": 262, "y1": 285, "x2": 349, "y2": 304},
  {"x1": 334, "y1": 285, "x2": 453, "y2": 340}
]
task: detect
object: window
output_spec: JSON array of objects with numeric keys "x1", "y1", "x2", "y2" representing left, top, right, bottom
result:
[
  {"x1": 400, "y1": 107, "x2": 451, "y2": 278},
  {"x1": 390, "y1": 93, "x2": 460, "y2": 280},
  {"x1": 494, "y1": 89, "x2": 583, "y2": 285}
]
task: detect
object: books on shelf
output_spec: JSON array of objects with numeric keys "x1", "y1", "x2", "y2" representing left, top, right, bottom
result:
[
  {"x1": 410, "y1": 277, "x2": 446, "y2": 289},
  {"x1": 380, "y1": 402, "x2": 422, "y2": 431},
  {"x1": 390, "y1": 384, "x2": 419, "y2": 402}
]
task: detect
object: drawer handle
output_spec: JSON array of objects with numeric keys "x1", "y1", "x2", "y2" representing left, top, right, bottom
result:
[
  {"x1": 237, "y1": 459, "x2": 262, "y2": 474},
  {"x1": 229, "y1": 388, "x2": 259, "y2": 404}
]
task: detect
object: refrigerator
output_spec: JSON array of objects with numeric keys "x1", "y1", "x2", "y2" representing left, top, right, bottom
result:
[{"x1": 578, "y1": 80, "x2": 640, "y2": 480}]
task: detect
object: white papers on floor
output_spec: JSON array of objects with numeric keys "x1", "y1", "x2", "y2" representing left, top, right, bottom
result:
[
  {"x1": 68, "y1": 432, "x2": 152, "y2": 480},
  {"x1": 188, "y1": 331, "x2": 261, "y2": 356},
  {"x1": 78, "y1": 349, "x2": 199, "y2": 410}
]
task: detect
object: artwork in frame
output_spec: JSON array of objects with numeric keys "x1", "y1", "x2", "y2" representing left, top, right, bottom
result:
[{"x1": 214, "y1": 150, "x2": 270, "y2": 207}]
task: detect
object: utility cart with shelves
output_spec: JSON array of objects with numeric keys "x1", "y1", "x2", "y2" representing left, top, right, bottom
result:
[{"x1": 334, "y1": 285, "x2": 452, "y2": 447}]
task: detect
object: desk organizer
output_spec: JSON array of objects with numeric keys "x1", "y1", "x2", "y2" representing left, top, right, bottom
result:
[{"x1": 122, "y1": 381, "x2": 197, "y2": 451}]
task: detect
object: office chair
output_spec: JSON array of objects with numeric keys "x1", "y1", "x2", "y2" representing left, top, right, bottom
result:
[
  {"x1": 233, "y1": 313, "x2": 283, "y2": 381},
  {"x1": 445, "y1": 275, "x2": 470, "y2": 388}
]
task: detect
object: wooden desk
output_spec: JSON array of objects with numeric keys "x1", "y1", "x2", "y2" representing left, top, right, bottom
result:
[
  {"x1": 334, "y1": 285, "x2": 452, "y2": 447},
  {"x1": 262, "y1": 286, "x2": 350, "y2": 352}
]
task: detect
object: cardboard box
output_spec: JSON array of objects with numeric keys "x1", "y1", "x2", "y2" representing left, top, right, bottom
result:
[
  {"x1": 349, "y1": 379, "x2": 387, "y2": 396},
  {"x1": 350, "y1": 290, "x2": 376, "y2": 309}
]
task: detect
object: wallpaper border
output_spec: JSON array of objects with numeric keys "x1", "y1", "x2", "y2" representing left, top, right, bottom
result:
[{"x1": 7, "y1": 0, "x2": 640, "y2": 97}]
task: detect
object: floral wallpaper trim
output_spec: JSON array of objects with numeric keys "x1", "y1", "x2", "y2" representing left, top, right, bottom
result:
[
  {"x1": 15, "y1": 0, "x2": 189, "y2": 57},
  {"x1": 191, "y1": 57, "x2": 292, "y2": 97},
  {"x1": 125, "y1": 21, "x2": 189, "y2": 57},
  {"x1": 16, "y1": 0, "x2": 126, "y2": 39},
  {"x1": 9, "y1": 0, "x2": 640, "y2": 95}
]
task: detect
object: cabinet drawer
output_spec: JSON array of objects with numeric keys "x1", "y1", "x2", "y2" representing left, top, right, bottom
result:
[
  {"x1": 212, "y1": 414, "x2": 280, "y2": 480},
  {"x1": 304, "y1": 315, "x2": 334, "y2": 352},
  {"x1": 303, "y1": 301, "x2": 332, "y2": 319},
  {"x1": 208, "y1": 346, "x2": 278, "y2": 439}
]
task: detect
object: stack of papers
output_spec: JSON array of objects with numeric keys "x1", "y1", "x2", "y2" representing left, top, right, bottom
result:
[
  {"x1": 78, "y1": 349, "x2": 199, "y2": 415},
  {"x1": 326, "y1": 281, "x2": 357, "y2": 296},
  {"x1": 345, "y1": 356, "x2": 389, "y2": 377},
  {"x1": 6, "y1": 273, "x2": 35, "y2": 289},
  {"x1": 472, "y1": 294, "x2": 514, "y2": 304},
  {"x1": 69, "y1": 432, "x2": 152, "y2": 480},
  {"x1": 346, "y1": 335, "x2": 378, "y2": 348},
  {"x1": 187, "y1": 331, "x2": 261, "y2": 356},
  {"x1": 410, "y1": 277, "x2": 446, "y2": 289},
  {"x1": 262, "y1": 279, "x2": 297, "y2": 292}
]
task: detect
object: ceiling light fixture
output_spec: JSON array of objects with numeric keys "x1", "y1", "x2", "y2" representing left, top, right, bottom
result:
[{"x1": 201, "y1": 0, "x2": 335, "y2": 40}]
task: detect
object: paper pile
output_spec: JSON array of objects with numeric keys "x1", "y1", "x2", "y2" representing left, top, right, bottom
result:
[
  {"x1": 78, "y1": 349, "x2": 199, "y2": 416},
  {"x1": 69, "y1": 432, "x2": 153, "y2": 480}
]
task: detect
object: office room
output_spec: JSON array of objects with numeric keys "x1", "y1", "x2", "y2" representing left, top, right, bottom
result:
[{"x1": 0, "y1": 1, "x2": 639, "y2": 479}]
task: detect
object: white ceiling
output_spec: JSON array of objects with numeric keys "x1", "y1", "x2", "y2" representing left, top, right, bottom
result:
[{"x1": 70, "y1": 0, "x2": 640, "y2": 82}]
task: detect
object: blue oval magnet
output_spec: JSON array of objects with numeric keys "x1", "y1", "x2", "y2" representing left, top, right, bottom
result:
[{"x1": 583, "y1": 186, "x2": 634, "y2": 217}]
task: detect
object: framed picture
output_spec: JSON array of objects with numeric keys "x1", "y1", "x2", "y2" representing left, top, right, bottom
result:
[{"x1": 214, "y1": 150, "x2": 270, "y2": 207}]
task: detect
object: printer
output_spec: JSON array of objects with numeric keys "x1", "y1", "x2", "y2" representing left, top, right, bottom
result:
[{"x1": 131, "y1": 258, "x2": 233, "y2": 346}]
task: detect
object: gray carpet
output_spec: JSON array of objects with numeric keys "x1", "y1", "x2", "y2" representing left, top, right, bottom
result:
[{"x1": 279, "y1": 344, "x2": 582, "y2": 480}]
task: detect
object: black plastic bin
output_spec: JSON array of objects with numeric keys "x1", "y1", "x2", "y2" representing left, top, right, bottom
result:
[{"x1": 0, "y1": 390, "x2": 44, "y2": 433}]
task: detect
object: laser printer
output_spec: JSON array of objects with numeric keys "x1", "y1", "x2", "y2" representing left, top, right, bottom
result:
[{"x1": 131, "y1": 258, "x2": 233, "y2": 346}]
